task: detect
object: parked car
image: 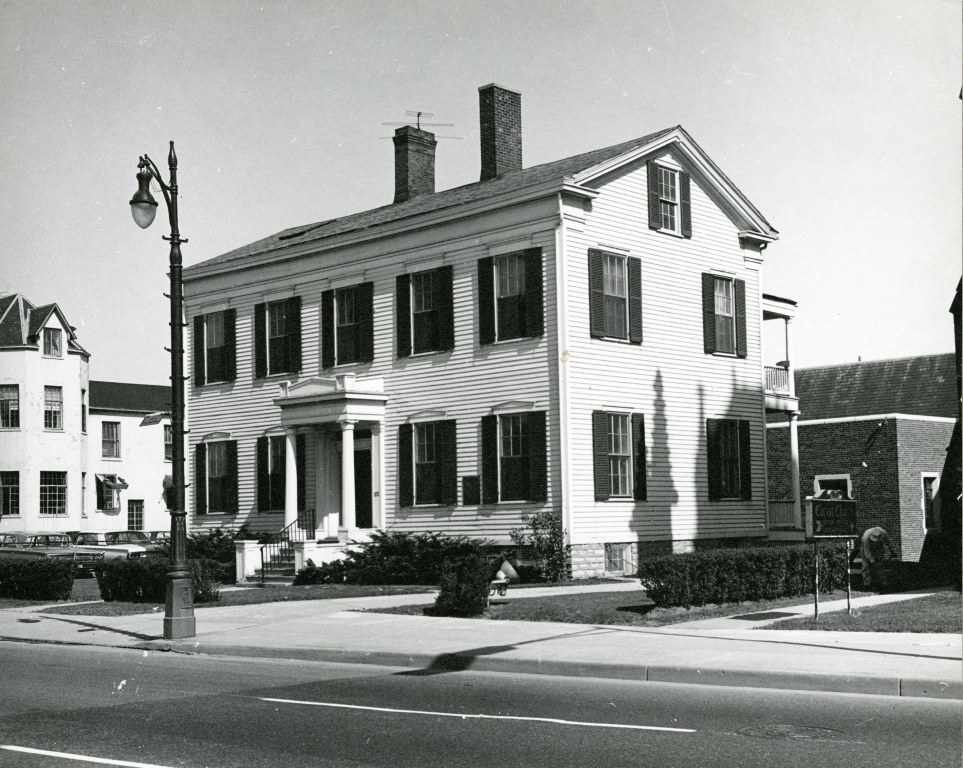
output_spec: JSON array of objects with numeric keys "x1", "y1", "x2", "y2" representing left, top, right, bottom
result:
[
  {"x1": 0, "y1": 531, "x2": 104, "y2": 576},
  {"x1": 146, "y1": 530, "x2": 170, "y2": 544},
  {"x1": 70, "y1": 531, "x2": 153, "y2": 560},
  {"x1": 104, "y1": 531, "x2": 166, "y2": 556}
]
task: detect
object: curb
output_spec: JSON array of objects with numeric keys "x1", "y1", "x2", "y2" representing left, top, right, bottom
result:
[{"x1": 138, "y1": 640, "x2": 963, "y2": 701}]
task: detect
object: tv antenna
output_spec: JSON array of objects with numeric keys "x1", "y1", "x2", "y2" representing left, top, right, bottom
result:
[{"x1": 381, "y1": 111, "x2": 461, "y2": 139}]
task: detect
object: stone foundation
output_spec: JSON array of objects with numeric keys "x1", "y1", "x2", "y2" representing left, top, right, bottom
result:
[{"x1": 569, "y1": 537, "x2": 766, "y2": 579}]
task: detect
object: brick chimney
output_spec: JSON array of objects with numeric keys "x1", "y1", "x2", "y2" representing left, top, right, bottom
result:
[
  {"x1": 393, "y1": 125, "x2": 437, "y2": 203},
  {"x1": 478, "y1": 84, "x2": 522, "y2": 181}
]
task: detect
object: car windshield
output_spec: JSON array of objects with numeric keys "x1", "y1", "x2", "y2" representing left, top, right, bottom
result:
[{"x1": 107, "y1": 532, "x2": 149, "y2": 543}]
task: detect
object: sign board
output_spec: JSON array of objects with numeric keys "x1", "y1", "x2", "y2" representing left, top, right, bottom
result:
[{"x1": 806, "y1": 499, "x2": 859, "y2": 538}]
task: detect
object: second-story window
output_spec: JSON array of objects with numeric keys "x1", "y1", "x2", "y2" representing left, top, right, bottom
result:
[
  {"x1": 193, "y1": 310, "x2": 237, "y2": 386},
  {"x1": 0, "y1": 385, "x2": 19, "y2": 429},
  {"x1": 714, "y1": 277, "x2": 735, "y2": 354},
  {"x1": 701, "y1": 273, "x2": 747, "y2": 358},
  {"x1": 588, "y1": 249, "x2": 643, "y2": 343},
  {"x1": 164, "y1": 425, "x2": 173, "y2": 461},
  {"x1": 321, "y1": 284, "x2": 373, "y2": 368},
  {"x1": 44, "y1": 386, "x2": 62, "y2": 430},
  {"x1": 102, "y1": 422, "x2": 121, "y2": 458},
  {"x1": 43, "y1": 328, "x2": 62, "y2": 357},
  {"x1": 478, "y1": 249, "x2": 544, "y2": 345},
  {"x1": 254, "y1": 298, "x2": 301, "y2": 378},
  {"x1": 396, "y1": 267, "x2": 454, "y2": 357},
  {"x1": 81, "y1": 388, "x2": 87, "y2": 433}
]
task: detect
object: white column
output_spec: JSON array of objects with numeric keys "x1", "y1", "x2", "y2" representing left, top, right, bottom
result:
[
  {"x1": 340, "y1": 420, "x2": 356, "y2": 539},
  {"x1": 789, "y1": 412, "x2": 801, "y2": 529},
  {"x1": 284, "y1": 427, "x2": 298, "y2": 530},
  {"x1": 370, "y1": 423, "x2": 384, "y2": 528},
  {"x1": 785, "y1": 318, "x2": 795, "y2": 397}
]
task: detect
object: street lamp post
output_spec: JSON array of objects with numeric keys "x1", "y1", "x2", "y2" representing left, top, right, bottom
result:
[{"x1": 130, "y1": 141, "x2": 196, "y2": 640}]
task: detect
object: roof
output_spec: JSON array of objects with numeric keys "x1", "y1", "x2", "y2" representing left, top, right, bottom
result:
[
  {"x1": 89, "y1": 381, "x2": 171, "y2": 413},
  {"x1": 187, "y1": 125, "x2": 778, "y2": 275},
  {"x1": 775, "y1": 353, "x2": 958, "y2": 422},
  {"x1": 0, "y1": 294, "x2": 89, "y2": 356}
]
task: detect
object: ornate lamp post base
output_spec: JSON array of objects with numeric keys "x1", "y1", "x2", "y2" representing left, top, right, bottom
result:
[{"x1": 164, "y1": 574, "x2": 197, "y2": 639}]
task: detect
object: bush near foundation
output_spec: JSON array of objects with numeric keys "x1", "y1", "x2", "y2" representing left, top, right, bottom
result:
[
  {"x1": 638, "y1": 543, "x2": 850, "y2": 608},
  {"x1": 0, "y1": 558, "x2": 74, "y2": 600},
  {"x1": 95, "y1": 558, "x2": 221, "y2": 603},
  {"x1": 432, "y1": 553, "x2": 494, "y2": 617}
]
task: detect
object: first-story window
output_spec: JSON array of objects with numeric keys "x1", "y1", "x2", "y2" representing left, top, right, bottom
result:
[
  {"x1": 96, "y1": 474, "x2": 127, "y2": 511},
  {"x1": 1, "y1": 471, "x2": 19, "y2": 516},
  {"x1": 102, "y1": 421, "x2": 121, "y2": 458},
  {"x1": 127, "y1": 500, "x2": 144, "y2": 531},
  {"x1": 44, "y1": 386, "x2": 63, "y2": 430},
  {"x1": 415, "y1": 422, "x2": 438, "y2": 505},
  {"x1": 922, "y1": 474, "x2": 939, "y2": 529},
  {"x1": 397, "y1": 420, "x2": 457, "y2": 507},
  {"x1": 593, "y1": 411, "x2": 647, "y2": 501},
  {"x1": 43, "y1": 327, "x2": 62, "y2": 357},
  {"x1": 706, "y1": 419, "x2": 752, "y2": 501},
  {"x1": 256, "y1": 435, "x2": 287, "y2": 512},
  {"x1": 194, "y1": 441, "x2": 238, "y2": 515},
  {"x1": 39, "y1": 471, "x2": 67, "y2": 515},
  {"x1": 0, "y1": 385, "x2": 19, "y2": 429},
  {"x1": 480, "y1": 411, "x2": 547, "y2": 504},
  {"x1": 164, "y1": 425, "x2": 173, "y2": 461},
  {"x1": 814, "y1": 475, "x2": 853, "y2": 500}
]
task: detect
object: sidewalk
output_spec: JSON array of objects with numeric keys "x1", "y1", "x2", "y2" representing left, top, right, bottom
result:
[{"x1": 0, "y1": 583, "x2": 958, "y2": 701}]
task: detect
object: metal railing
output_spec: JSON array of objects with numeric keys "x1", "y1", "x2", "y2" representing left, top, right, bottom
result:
[
  {"x1": 259, "y1": 508, "x2": 316, "y2": 584},
  {"x1": 768, "y1": 499, "x2": 797, "y2": 528},
  {"x1": 764, "y1": 365, "x2": 791, "y2": 394}
]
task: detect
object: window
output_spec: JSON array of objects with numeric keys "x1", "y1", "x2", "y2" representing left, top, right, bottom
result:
[
  {"x1": 193, "y1": 310, "x2": 236, "y2": 385},
  {"x1": 647, "y1": 161, "x2": 691, "y2": 237},
  {"x1": 701, "y1": 273, "x2": 747, "y2": 357},
  {"x1": 95, "y1": 474, "x2": 127, "y2": 511},
  {"x1": 194, "y1": 441, "x2": 238, "y2": 515},
  {"x1": 102, "y1": 422, "x2": 121, "y2": 458},
  {"x1": 605, "y1": 543, "x2": 630, "y2": 574},
  {"x1": 127, "y1": 500, "x2": 144, "y2": 531},
  {"x1": 321, "y1": 285, "x2": 373, "y2": 367},
  {"x1": 254, "y1": 298, "x2": 301, "y2": 377},
  {"x1": 256, "y1": 435, "x2": 286, "y2": 512},
  {"x1": 478, "y1": 249, "x2": 544, "y2": 344},
  {"x1": 922, "y1": 474, "x2": 939, "y2": 529},
  {"x1": 164, "y1": 424, "x2": 173, "y2": 461},
  {"x1": 706, "y1": 419, "x2": 752, "y2": 501},
  {"x1": 593, "y1": 411, "x2": 647, "y2": 501},
  {"x1": 43, "y1": 327, "x2": 62, "y2": 357},
  {"x1": 480, "y1": 411, "x2": 547, "y2": 503},
  {"x1": 814, "y1": 475, "x2": 853, "y2": 500},
  {"x1": 1, "y1": 472, "x2": 19, "y2": 516},
  {"x1": 396, "y1": 267, "x2": 454, "y2": 357},
  {"x1": 588, "y1": 250, "x2": 642, "y2": 342},
  {"x1": 397, "y1": 420, "x2": 457, "y2": 507},
  {"x1": 44, "y1": 386, "x2": 63, "y2": 429},
  {"x1": 39, "y1": 471, "x2": 67, "y2": 515},
  {"x1": 81, "y1": 388, "x2": 87, "y2": 433},
  {"x1": 0, "y1": 385, "x2": 19, "y2": 428}
]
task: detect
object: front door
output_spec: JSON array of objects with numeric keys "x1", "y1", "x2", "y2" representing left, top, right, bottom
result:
[{"x1": 354, "y1": 448, "x2": 372, "y2": 528}]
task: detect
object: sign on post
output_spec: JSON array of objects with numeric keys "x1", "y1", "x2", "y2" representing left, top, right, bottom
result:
[{"x1": 806, "y1": 498, "x2": 859, "y2": 539}]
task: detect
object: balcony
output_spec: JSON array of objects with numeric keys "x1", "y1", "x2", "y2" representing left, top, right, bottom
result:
[{"x1": 762, "y1": 294, "x2": 799, "y2": 413}]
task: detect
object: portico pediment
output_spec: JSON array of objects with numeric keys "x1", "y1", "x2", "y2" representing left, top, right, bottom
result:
[{"x1": 274, "y1": 374, "x2": 387, "y2": 427}]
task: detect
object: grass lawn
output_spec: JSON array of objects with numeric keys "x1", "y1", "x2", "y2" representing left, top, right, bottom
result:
[{"x1": 767, "y1": 591, "x2": 961, "y2": 633}]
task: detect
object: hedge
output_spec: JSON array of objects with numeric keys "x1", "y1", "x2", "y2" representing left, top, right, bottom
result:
[
  {"x1": 0, "y1": 557, "x2": 74, "y2": 600},
  {"x1": 96, "y1": 558, "x2": 221, "y2": 603},
  {"x1": 638, "y1": 543, "x2": 850, "y2": 608},
  {"x1": 432, "y1": 553, "x2": 494, "y2": 617}
]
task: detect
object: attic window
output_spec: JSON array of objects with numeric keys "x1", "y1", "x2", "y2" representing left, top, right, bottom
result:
[
  {"x1": 43, "y1": 328, "x2": 62, "y2": 357},
  {"x1": 647, "y1": 161, "x2": 691, "y2": 238}
]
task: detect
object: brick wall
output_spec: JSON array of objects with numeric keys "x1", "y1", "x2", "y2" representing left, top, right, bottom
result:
[{"x1": 895, "y1": 418, "x2": 955, "y2": 560}]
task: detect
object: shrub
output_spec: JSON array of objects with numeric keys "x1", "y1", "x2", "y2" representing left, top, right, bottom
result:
[
  {"x1": 294, "y1": 531, "x2": 489, "y2": 585},
  {"x1": 0, "y1": 558, "x2": 74, "y2": 600},
  {"x1": 433, "y1": 553, "x2": 493, "y2": 617},
  {"x1": 96, "y1": 558, "x2": 221, "y2": 603},
  {"x1": 638, "y1": 543, "x2": 850, "y2": 608},
  {"x1": 509, "y1": 510, "x2": 569, "y2": 582}
]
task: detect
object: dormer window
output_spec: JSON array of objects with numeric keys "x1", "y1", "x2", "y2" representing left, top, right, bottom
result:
[{"x1": 43, "y1": 328, "x2": 62, "y2": 357}]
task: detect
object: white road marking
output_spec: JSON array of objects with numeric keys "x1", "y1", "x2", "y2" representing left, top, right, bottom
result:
[
  {"x1": 258, "y1": 697, "x2": 695, "y2": 733},
  {"x1": 0, "y1": 745, "x2": 175, "y2": 767}
]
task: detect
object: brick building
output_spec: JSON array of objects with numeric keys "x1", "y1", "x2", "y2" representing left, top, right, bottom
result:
[{"x1": 767, "y1": 353, "x2": 957, "y2": 560}]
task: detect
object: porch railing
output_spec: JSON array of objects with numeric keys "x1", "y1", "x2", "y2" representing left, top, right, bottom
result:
[
  {"x1": 259, "y1": 508, "x2": 316, "y2": 584},
  {"x1": 764, "y1": 365, "x2": 791, "y2": 394},
  {"x1": 768, "y1": 499, "x2": 797, "y2": 528}
]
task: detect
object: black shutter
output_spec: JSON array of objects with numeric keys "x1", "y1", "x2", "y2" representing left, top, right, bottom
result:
[
  {"x1": 478, "y1": 257, "x2": 495, "y2": 346},
  {"x1": 436, "y1": 266, "x2": 455, "y2": 351},
  {"x1": 254, "y1": 304, "x2": 267, "y2": 379},
  {"x1": 95, "y1": 476, "x2": 106, "y2": 510},
  {"x1": 481, "y1": 415, "x2": 498, "y2": 503},
  {"x1": 438, "y1": 420, "x2": 458, "y2": 505},
  {"x1": 702, "y1": 273, "x2": 717, "y2": 354},
  {"x1": 527, "y1": 411, "x2": 547, "y2": 502},
  {"x1": 706, "y1": 419, "x2": 721, "y2": 501},
  {"x1": 680, "y1": 171, "x2": 692, "y2": 238},
  {"x1": 398, "y1": 423, "x2": 413, "y2": 508},
  {"x1": 647, "y1": 161, "x2": 661, "y2": 230},
  {"x1": 192, "y1": 316, "x2": 205, "y2": 386},
  {"x1": 321, "y1": 290, "x2": 334, "y2": 369},
  {"x1": 632, "y1": 413, "x2": 647, "y2": 501},
  {"x1": 287, "y1": 297, "x2": 302, "y2": 373},
  {"x1": 224, "y1": 309, "x2": 237, "y2": 381},
  {"x1": 194, "y1": 443, "x2": 207, "y2": 516},
  {"x1": 734, "y1": 279, "x2": 747, "y2": 359},
  {"x1": 739, "y1": 420, "x2": 752, "y2": 501},
  {"x1": 256, "y1": 437, "x2": 269, "y2": 512},
  {"x1": 297, "y1": 432, "x2": 306, "y2": 511},
  {"x1": 358, "y1": 283, "x2": 374, "y2": 363},
  {"x1": 524, "y1": 249, "x2": 544, "y2": 338},
  {"x1": 588, "y1": 250, "x2": 606, "y2": 338},
  {"x1": 592, "y1": 411, "x2": 610, "y2": 501},
  {"x1": 396, "y1": 274, "x2": 411, "y2": 358},
  {"x1": 628, "y1": 256, "x2": 643, "y2": 344},
  {"x1": 226, "y1": 441, "x2": 238, "y2": 513}
]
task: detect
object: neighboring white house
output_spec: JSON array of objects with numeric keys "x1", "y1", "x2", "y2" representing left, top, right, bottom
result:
[
  {"x1": 0, "y1": 293, "x2": 172, "y2": 535},
  {"x1": 182, "y1": 84, "x2": 799, "y2": 578}
]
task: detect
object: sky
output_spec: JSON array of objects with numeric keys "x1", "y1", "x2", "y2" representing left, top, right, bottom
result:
[{"x1": 0, "y1": 0, "x2": 959, "y2": 385}]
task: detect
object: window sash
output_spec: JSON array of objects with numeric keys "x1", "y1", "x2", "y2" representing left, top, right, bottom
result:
[
  {"x1": 717, "y1": 421, "x2": 741, "y2": 498},
  {"x1": 496, "y1": 254, "x2": 526, "y2": 298},
  {"x1": 658, "y1": 168, "x2": 679, "y2": 231},
  {"x1": 499, "y1": 414, "x2": 529, "y2": 501},
  {"x1": 127, "y1": 500, "x2": 144, "y2": 531},
  {"x1": 1, "y1": 471, "x2": 20, "y2": 516},
  {"x1": 39, "y1": 471, "x2": 67, "y2": 515},
  {"x1": 205, "y1": 312, "x2": 228, "y2": 382},
  {"x1": 412, "y1": 272, "x2": 433, "y2": 313},
  {"x1": 607, "y1": 414, "x2": 632, "y2": 497},
  {"x1": 207, "y1": 442, "x2": 230, "y2": 512},
  {"x1": 0, "y1": 385, "x2": 19, "y2": 428},
  {"x1": 102, "y1": 422, "x2": 120, "y2": 458},
  {"x1": 44, "y1": 386, "x2": 63, "y2": 429},
  {"x1": 714, "y1": 278, "x2": 736, "y2": 354},
  {"x1": 43, "y1": 328, "x2": 62, "y2": 356},
  {"x1": 335, "y1": 288, "x2": 359, "y2": 363}
]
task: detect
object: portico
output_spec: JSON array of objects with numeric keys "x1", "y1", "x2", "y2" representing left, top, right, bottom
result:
[{"x1": 274, "y1": 374, "x2": 388, "y2": 542}]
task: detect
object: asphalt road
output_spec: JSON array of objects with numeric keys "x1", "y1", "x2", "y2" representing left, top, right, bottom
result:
[{"x1": 0, "y1": 642, "x2": 958, "y2": 768}]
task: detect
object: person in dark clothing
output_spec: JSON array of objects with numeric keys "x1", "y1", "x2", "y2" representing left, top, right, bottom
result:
[{"x1": 860, "y1": 526, "x2": 898, "y2": 591}]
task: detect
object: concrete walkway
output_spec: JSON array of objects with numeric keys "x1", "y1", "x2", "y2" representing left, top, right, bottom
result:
[{"x1": 0, "y1": 582, "x2": 958, "y2": 701}]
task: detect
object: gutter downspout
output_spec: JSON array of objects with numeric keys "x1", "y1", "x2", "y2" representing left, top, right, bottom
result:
[{"x1": 555, "y1": 194, "x2": 573, "y2": 552}]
